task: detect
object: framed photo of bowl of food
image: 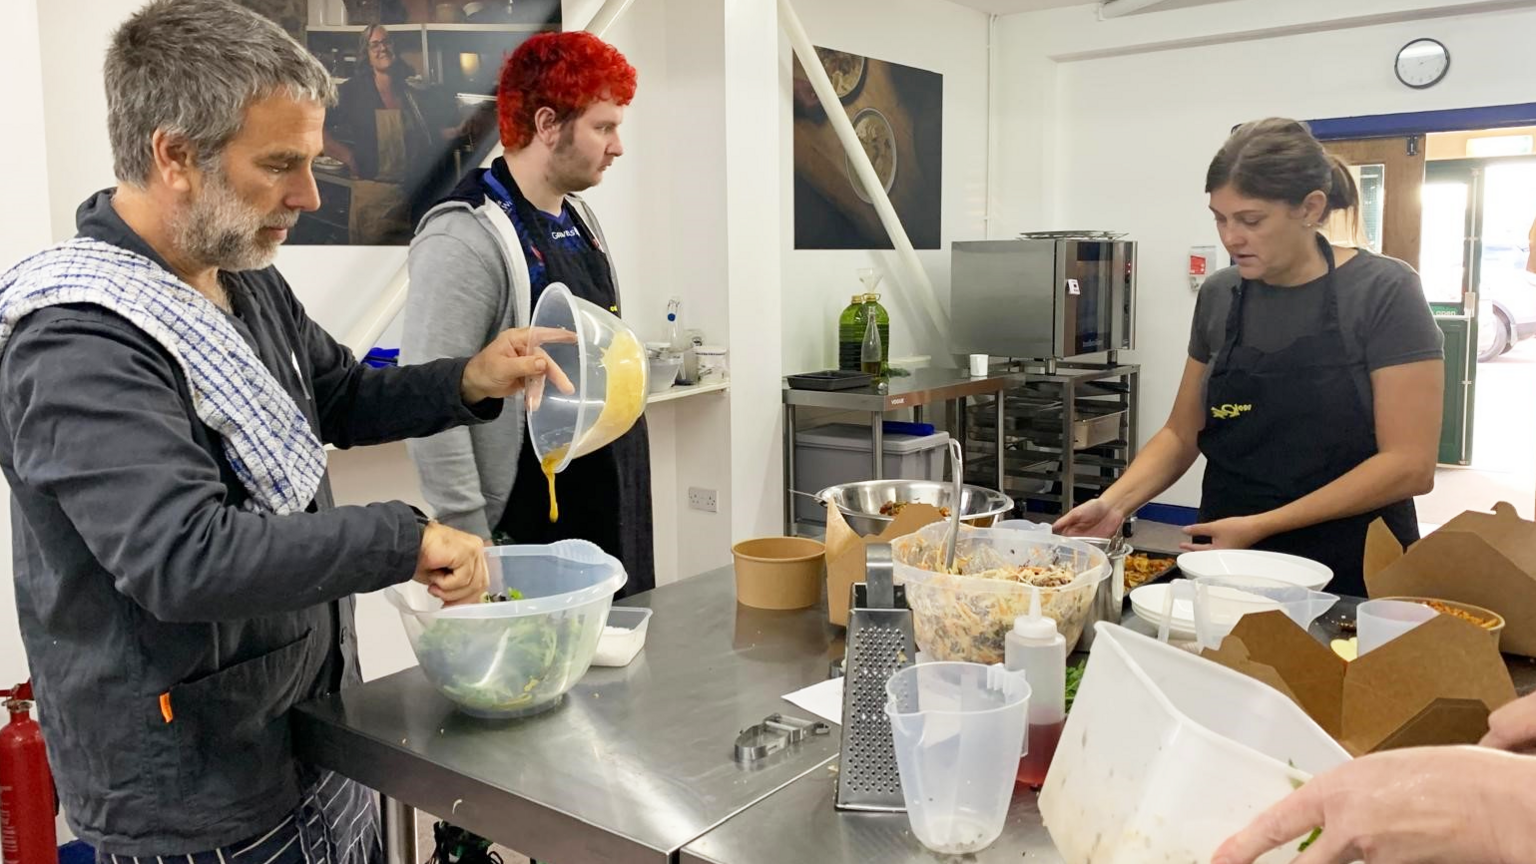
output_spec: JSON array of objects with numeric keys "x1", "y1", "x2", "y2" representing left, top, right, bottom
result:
[
  {"x1": 815, "y1": 47, "x2": 867, "y2": 101},
  {"x1": 791, "y1": 46, "x2": 942, "y2": 250}
]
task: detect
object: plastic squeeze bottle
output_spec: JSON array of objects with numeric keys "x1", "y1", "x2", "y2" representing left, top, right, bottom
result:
[{"x1": 1005, "y1": 585, "x2": 1066, "y2": 788}]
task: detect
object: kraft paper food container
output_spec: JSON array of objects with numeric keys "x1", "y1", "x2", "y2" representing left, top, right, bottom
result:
[
  {"x1": 732, "y1": 536, "x2": 825, "y2": 610},
  {"x1": 1201, "y1": 610, "x2": 1516, "y2": 755},
  {"x1": 1366, "y1": 503, "x2": 1536, "y2": 657},
  {"x1": 823, "y1": 503, "x2": 947, "y2": 626}
]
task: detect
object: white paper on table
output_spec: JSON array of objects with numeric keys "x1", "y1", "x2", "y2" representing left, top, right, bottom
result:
[{"x1": 782, "y1": 677, "x2": 843, "y2": 727}]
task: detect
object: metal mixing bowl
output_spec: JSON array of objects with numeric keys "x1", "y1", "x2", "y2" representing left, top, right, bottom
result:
[{"x1": 815, "y1": 479, "x2": 1014, "y2": 537}]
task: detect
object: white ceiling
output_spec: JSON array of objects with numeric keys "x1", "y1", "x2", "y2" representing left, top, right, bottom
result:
[
  {"x1": 946, "y1": 0, "x2": 1235, "y2": 15},
  {"x1": 945, "y1": 0, "x2": 1095, "y2": 13}
]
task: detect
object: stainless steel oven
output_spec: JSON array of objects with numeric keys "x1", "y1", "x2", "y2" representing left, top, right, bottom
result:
[{"x1": 949, "y1": 235, "x2": 1136, "y2": 360}]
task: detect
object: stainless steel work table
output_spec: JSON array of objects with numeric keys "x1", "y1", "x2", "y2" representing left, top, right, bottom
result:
[
  {"x1": 297, "y1": 565, "x2": 1536, "y2": 864},
  {"x1": 678, "y1": 594, "x2": 1536, "y2": 864},
  {"x1": 782, "y1": 368, "x2": 1023, "y2": 534},
  {"x1": 292, "y1": 568, "x2": 841, "y2": 864}
]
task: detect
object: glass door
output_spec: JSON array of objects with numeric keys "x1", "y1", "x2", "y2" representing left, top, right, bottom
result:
[
  {"x1": 1058, "y1": 241, "x2": 1114, "y2": 356},
  {"x1": 1417, "y1": 161, "x2": 1477, "y2": 465},
  {"x1": 1475, "y1": 158, "x2": 1536, "y2": 358}
]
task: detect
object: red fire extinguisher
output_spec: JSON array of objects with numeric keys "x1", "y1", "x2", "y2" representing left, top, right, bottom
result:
[{"x1": 0, "y1": 681, "x2": 56, "y2": 864}]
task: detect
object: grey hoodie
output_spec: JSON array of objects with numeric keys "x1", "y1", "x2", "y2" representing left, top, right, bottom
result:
[{"x1": 401, "y1": 173, "x2": 617, "y2": 538}]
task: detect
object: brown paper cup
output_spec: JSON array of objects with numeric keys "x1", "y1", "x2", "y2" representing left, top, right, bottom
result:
[{"x1": 732, "y1": 537, "x2": 825, "y2": 610}]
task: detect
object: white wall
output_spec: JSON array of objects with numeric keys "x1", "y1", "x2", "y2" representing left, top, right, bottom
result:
[
  {"x1": 728, "y1": 0, "x2": 784, "y2": 542},
  {"x1": 779, "y1": 0, "x2": 991, "y2": 375},
  {"x1": 995, "y1": 0, "x2": 1536, "y2": 506},
  {"x1": 3, "y1": 2, "x2": 72, "y2": 841},
  {"x1": 0, "y1": 0, "x2": 51, "y2": 687}
]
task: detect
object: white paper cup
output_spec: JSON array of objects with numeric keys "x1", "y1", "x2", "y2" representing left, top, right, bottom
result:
[{"x1": 969, "y1": 354, "x2": 989, "y2": 377}]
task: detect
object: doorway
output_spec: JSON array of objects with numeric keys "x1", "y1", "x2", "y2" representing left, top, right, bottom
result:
[
  {"x1": 1311, "y1": 106, "x2": 1536, "y2": 523},
  {"x1": 1418, "y1": 152, "x2": 1536, "y2": 524}
]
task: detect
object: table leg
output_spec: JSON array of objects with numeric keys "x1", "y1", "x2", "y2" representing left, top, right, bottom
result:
[
  {"x1": 1126, "y1": 368, "x2": 1140, "y2": 463},
  {"x1": 783, "y1": 403, "x2": 797, "y2": 534},
  {"x1": 995, "y1": 385, "x2": 1006, "y2": 494},
  {"x1": 956, "y1": 397, "x2": 969, "y2": 477},
  {"x1": 380, "y1": 795, "x2": 416, "y2": 864},
  {"x1": 913, "y1": 404, "x2": 925, "y2": 426},
  {"x1": 871, "y1": 412, "x2": 884, "y2": 480},
  {"x1": 1061, "y1": 383, "x2": 1077, "y2": 513}
]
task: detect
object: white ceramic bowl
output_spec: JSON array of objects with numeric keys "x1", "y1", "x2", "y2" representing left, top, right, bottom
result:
[
  {"x1": 646, "y1": 355, "x2": 683, "y2": 394},
  {"x1": 1128, "y1": 583, "x2": 1198, "y2": 640},
  {"x1": 1175, "y1": 549, "x2": 1332, "y2": 592}
]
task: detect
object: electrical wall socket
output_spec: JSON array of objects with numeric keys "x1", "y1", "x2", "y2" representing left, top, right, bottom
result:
[{"x1": 688, "y1": 487, "x2": 717, "y2": 513}]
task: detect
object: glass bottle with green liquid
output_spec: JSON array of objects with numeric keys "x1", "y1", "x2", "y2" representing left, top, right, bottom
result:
[
  {"x1": 837, "y1": 294, "x2": 868, "y2": 371},
  {"x1": 837, "y1": 269, "x2": 890, "y2": 372}
]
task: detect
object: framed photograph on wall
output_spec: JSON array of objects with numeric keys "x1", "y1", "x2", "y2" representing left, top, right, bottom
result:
[
  {"x1": 792, "y1": 47, "x2": 943, "y2": 250},
  {"x1": 233, "y1": 0, "x2": 561, "y2": 246}
]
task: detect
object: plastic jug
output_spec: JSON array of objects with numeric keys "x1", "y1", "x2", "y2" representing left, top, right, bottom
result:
[
  {"x1": 1357, "y1": 598, "x2": 1438, "y2": 655},
  {"x1": 1160, "y1": 575, "x2": 1337, "y2": 650},
  {"x1": 526, "y1": 283, "x2": 650, "y2": 476},
  {"x1": 885, "y1": 662, "x2": 1030, "y2": 855}
]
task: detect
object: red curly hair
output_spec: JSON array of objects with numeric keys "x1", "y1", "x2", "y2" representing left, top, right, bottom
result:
[{"x1": 498, "y1": 32, "x2": 637, "y2": 151}]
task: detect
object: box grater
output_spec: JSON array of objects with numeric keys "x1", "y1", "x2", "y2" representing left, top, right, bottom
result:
[{"x1": 835, "y1": 543, "x2": 916, "y2": 812}]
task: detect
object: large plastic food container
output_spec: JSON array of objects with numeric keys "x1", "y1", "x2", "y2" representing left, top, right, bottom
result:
[
  {"x1": 1039, "y1": 622, "x2": 1351, "y2": 863},
  {"x1": 792, "y1": 423, "x2": 949, "y2": 525},
  {"x1": 890, "y1": 523, "x2": 1108, "y2": 661},
  {"x1": 385, "y1": 541, "x2": 626, "y2": 718}
]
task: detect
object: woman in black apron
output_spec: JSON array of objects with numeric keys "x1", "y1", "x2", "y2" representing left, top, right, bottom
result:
[
  {"x1": 1055, "y1": 118, "x2": 1443, "y2": 597},
  {"x1": 1193, "y1": 235, "x2": 1422, "y2": 595},
  {"x1": 485, "y1": 163, "x2": 655, "y2": 596}
]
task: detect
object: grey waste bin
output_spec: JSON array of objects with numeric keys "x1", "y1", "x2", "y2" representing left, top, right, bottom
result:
[{"x1": 793, "y1": 423, "x2": 951, "y2": 526}]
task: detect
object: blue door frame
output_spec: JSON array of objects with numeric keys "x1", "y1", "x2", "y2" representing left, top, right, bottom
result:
[{"x1": 1306, "y1": 102, "x2": 1536, "y2": 141}]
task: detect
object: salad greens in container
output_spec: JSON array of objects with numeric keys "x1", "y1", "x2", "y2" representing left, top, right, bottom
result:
[{"x1": 386, "y1": 540, "x2": 626, "y2": 718}]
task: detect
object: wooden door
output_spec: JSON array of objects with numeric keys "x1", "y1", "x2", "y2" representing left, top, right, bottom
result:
[{"x1": 1324, "y1": 136, "x2": 1427, "y2": 269}]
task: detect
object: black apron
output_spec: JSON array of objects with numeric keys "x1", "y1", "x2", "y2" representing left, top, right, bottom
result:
[
  {"x1": 484, "y1": 164, "x2": 656, "y2": 596},
  {"x1": 1196, "y1": 237, "x2": 1419, "y2": 597}
]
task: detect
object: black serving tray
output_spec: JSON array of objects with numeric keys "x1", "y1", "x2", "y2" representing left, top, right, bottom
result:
[{"x1": 786, "y1": 370, "x2": 874, "y2": 391}]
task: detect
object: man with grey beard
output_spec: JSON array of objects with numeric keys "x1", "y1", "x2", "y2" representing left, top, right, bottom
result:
[{"x1": 0, "y1": 2, "x2": 571, "y2": 862}]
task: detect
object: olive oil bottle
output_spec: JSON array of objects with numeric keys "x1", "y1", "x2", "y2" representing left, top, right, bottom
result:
[{"x1": 860, "y1": 311, "x2": 883, "y2": 375}]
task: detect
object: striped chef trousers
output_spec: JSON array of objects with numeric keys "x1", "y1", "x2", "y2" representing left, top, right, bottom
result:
[{"x1": 98, "y1": 771, "x2": 381, "y2": 864}]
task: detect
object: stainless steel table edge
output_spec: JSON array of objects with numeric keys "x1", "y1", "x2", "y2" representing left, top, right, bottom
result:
[
  {"x1": 293, "y1": 703, "x2": 668, "y2": 863},
  {"x1": 292, "y1": 569, "x2": 848, "y2": 864},
  {"x1": 669, "y1": 753, "x2": 841, "y2": 864},
  {"x1": 295, "y1": 694, "x2": 843, "y2": 864},
  {"x1": 677, "y1": 762, "x2": 1063, "y2": 864}
]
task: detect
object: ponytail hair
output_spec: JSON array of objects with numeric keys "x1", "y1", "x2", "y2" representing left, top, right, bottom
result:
[{"x1": 1206, "y1": 118, "x2": 1356, "y2": 224}]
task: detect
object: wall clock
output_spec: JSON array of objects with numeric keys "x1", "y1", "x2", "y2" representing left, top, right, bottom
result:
[{"x1": 1396, "y1": 38, "x2": 1450, "y2": 89}]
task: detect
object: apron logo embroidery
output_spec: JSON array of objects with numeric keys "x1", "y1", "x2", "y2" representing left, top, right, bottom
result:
[{"x1": 1211, "y1": 403, "x2": 1253, "y2": 420}]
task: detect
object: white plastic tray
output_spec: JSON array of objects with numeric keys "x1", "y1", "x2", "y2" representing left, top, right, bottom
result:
[{"x1": 593, "y1": 607, "x2": 653, "y2": 667}]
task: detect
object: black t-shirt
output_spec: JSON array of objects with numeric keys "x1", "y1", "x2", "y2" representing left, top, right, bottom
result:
[{"x1": 1189, "y1": 249, "x2": 1445, "y2": 407}]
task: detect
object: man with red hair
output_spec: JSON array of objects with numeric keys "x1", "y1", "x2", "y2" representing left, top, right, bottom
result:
[{"x1": 402, "y1": 32, "x2": 655, "y2": 594}]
